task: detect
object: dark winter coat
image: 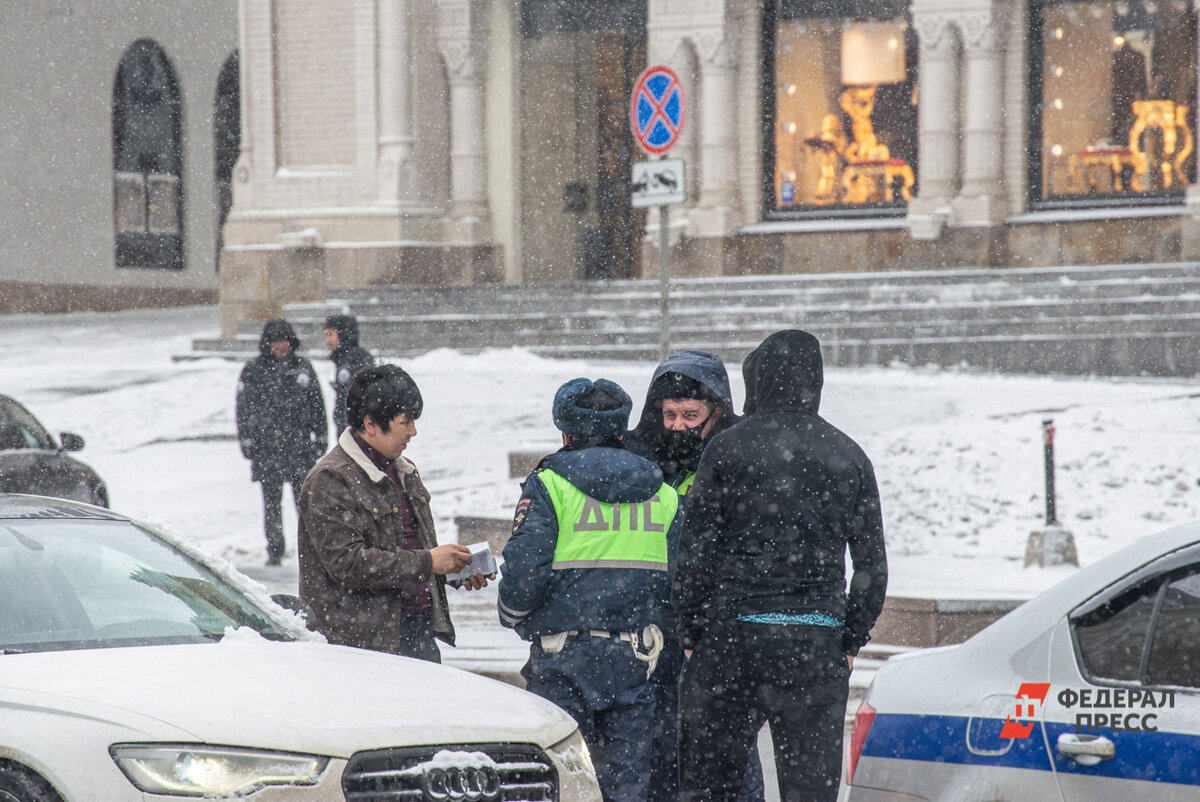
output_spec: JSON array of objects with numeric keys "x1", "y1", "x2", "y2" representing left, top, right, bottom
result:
[
  {"x1": 236, "y1": 319, "x2": 327, "y2": 481},
  {"x1": 498, "y1": 446, "x2": 681, "y2": 640},
  {"x1": 298, "y1": 427, "x2": 455, "y2": 651},
  {"x1": 672, "y1": 330, "x2": 888, "y2": 656},
  {"x1": 625, "y1": 350, "x2": 739, "y2": 489},
  {"x1": 326, "y1": 314, "x2": 376, "y2": 436}
]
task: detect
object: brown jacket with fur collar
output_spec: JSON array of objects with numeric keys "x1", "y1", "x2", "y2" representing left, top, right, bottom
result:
[{"x1": 298, "y1": 428, "x2": 454, "y2": 651}]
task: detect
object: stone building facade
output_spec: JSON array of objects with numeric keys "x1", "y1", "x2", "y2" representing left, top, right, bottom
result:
[
  {"x1": 0, "y1": 3, "x2": 238, "y2": 313},
  {"x1": 28, "y1": 0, "x2": 1180, "y2": 332}
]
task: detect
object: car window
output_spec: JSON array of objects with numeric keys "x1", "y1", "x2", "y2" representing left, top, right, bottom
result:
[
  {"x1": 1072, "y1": 576, "x2": 1160, "y2": 683},
  {"x1": 0, "y1": 398, "x2": 56, "y2": 451},
  {"x1": 0, "y1": 519, "x2": 294, "y2": 652},
  {"x1": 1145, "y1": 570, "x2": 1200, "y2": 688}
]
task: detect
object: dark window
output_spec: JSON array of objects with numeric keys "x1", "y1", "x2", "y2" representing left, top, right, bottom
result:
[
  {"x1": 112, "y1": 40, "x2": 184, "y2": 270},
  {"x1": 1073, "y1": 575, "x2": 1160, "y2": 682},
  {"x1": 1146, "y1": 570, "x2": 1200, "y2": 687},
  {"x1": 1073, "y1": 559, "x2": 1200, "y2": 689},
  {"x1": 1029, "y1": 0, "x2": 1197, "y2": 209},
  {"x1": 763, "y1": 0, "x2": 918, "y2": 218}
]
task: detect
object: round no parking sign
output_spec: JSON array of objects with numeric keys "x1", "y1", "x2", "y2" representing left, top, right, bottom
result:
[{"x1": 630, "y1": 65, "x2": 686, "y2": 155}]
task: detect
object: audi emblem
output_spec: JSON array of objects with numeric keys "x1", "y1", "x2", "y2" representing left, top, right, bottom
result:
[{"x1": 419, "y1": 765, "x2": 501, "y2": 801}]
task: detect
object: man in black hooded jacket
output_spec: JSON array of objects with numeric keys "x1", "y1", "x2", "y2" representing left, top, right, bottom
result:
[
  {"x1": 673, "y1": 330, "x2": 887, "y2": 802},
  {"x1": 626, "y1": 350, "x2": 762, "y2": 802},
  {"x1": 324, "y1": 314, "x2": 376, "y2": 437},
  {"x1": 237, "y1": 318, "x2": 328, "y2": 565}
]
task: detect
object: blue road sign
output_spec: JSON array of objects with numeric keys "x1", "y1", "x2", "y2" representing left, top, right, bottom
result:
[{"x1": 630, "y1": 65, "x2": 686, "y2": 155}]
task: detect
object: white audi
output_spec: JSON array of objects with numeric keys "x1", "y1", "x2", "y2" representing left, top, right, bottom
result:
[{"x1": 0, "y1": 494, "x2": 600, "y2": 801}]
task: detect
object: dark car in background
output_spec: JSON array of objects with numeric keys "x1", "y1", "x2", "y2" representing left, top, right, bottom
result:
[{"x1": 0, "y1": 394, "x2": 108, "y2": 507}]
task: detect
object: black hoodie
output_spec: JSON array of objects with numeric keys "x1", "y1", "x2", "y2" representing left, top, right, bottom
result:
[
  {"x1": 325, "y1": 314, "x2": 376, "y2": 435},
  {"x1": 236, "y1": 319, "x2": 328, "y2": 480},
  {"x1": 672, "y1": 330, "x2": 888, "y2": 656}
]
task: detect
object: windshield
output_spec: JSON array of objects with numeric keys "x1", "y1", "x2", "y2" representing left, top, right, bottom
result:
[
  {"x1": 0, "y1": 519, "x2": 295, "y2": 652},
  {"x1": 0, "y1": 398, "x2": 56, "y2": 451}
]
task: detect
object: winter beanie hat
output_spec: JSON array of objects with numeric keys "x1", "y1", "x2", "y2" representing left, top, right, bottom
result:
[
  {"x1": 324, "y1": 314, "x2": 359, "y2": 346},
  {"x1": 552, "y1": 378, "x2": 632, "y2": 437}
]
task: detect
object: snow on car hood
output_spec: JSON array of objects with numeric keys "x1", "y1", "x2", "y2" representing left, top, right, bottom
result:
[{"x1": 0, "y1": 637, "x2": 576, "y2": 756}]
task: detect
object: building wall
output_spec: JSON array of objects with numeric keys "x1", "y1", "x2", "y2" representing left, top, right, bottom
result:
[{"x1": 0, "y1": 2, "x2": 237, "y2": 312}]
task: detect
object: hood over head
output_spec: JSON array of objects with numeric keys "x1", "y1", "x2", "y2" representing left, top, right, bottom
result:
[
  {"x1": 324, "y1": 314, "x2": 360, "y2": 349},
  {"x1": 257, "y1": 318, "x2": 300, "y2": 357},
  {"x1": 626, "y1": 351, "x2": 737, "y2": 466},
  {"x1": 744, "y1": 330, "x2": 823, "y2": 414}
]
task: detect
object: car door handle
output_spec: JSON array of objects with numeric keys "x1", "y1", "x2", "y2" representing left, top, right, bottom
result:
[{"x1": 1056, "y1": 733, "x2": 1115, "y2": 766}]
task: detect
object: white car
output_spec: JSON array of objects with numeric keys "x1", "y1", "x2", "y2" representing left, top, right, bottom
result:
[
  {"x1": 0, "y1": 494, "x2": 600, "y2": 801},
  {"x1": 845, "y1": 520, "x2": 1200, "y2": 801}
]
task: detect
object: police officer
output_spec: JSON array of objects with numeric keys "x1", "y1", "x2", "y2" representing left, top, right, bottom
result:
[
  {"x1": 323, "y1": 314, "x2": 376, "y2": 437},
  {"x1": 236, "y1": 318, "x2": 327, "y2": 565},
  {"x1": 499, "y1": 378, "x2": 680, "y2": 802},
  {"x1": 625, "y1": 352, "x2": 762, "y2": 802}
]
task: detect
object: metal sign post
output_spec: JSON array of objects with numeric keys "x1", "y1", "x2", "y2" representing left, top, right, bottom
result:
[{"x1": 630, "y1": 66, "x2": 686, "y2": 361}]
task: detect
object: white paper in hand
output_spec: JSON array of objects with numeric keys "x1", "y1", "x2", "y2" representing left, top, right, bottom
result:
[{"x1": 446, "y1": 541, "x2": 497, "y2": 584}]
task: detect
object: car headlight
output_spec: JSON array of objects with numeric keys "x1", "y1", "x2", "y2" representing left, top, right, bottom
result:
[
  {"x1": 547, "y1": 728, "x2": 596, "y2": 778},
  {"x1": 110, "y1": 744, "x2": 328, "y2": 797}
]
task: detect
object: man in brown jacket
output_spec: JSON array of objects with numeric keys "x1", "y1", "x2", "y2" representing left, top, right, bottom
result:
[{"x1": 298, "y1": 364, "x2": 486, "y2": 662}]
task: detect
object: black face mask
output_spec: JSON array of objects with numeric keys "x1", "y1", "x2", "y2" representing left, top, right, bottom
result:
[{"x1": 663, "y1": 420, "x2": 709, "y2": 464}]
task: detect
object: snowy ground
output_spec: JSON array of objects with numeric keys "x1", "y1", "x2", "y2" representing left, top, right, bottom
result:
[
  {"x1": 5, "y1": 305, "x2": 1199, "y2": 602},
  {"x1": 6, "y1": 304, "x2": 1198, "y2": 801}
]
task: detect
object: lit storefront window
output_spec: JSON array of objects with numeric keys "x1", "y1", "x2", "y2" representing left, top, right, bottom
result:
[
  {"x1": 1035, "y1": 0, "x2": 1196, "y2": 202},
  {"x1": 768, "y1": 1, "x2": 917, "y2": 214}
]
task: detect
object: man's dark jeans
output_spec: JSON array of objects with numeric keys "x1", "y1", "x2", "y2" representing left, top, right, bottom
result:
[
  {"x1": 678, "y1": 622, "x2": 849, "y2": 802},
  {"x1": 259, "y1": 470, "x2": 307, "y2": 561}
]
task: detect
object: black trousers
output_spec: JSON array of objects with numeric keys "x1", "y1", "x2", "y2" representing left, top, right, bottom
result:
[
  {"x1": 678, "y1": 622, "x2": 849, "y2": 802},
  {"x1": 259, "y1": 470, "x2": 307, "y2": 560}
]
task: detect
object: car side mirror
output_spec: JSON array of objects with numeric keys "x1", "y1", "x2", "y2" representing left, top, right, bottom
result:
[
  {"x1": 271, "y1": 593, "x2": 305, "y2": 616},
  {"x1": 59, "y1": 432, "x2": 86, "y2": 452}
]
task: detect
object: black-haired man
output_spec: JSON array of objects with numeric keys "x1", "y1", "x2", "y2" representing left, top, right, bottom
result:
[
  {"x1": 499, "y1": 378, "x2": 680, "y2": 802},
  {"x1": 298, "y1": 364, "x2": 484, "y2": 662},
  {"x1": 236, "y1": 318, "x2": 327, "y2": 565},
  {"x1": 324, "y1": 313, "x2": 376, "y2": 437}
]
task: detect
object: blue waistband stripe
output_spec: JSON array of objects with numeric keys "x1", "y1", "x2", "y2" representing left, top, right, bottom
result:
[{"x1": 737, "y1": 612, "x2": 843, "y2": 627}]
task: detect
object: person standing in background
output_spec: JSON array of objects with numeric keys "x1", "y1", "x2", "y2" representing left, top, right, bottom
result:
[
  {"x1": 324, "y1": 313, "x2": 376, "y2": 437},
  {"x1": 236, "y1": 318, "x2": 327, "y2": 566}
]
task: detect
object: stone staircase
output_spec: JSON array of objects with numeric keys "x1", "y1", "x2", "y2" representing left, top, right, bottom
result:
[{"x1": 191, "y1": 261, "x2": 1200, "y2": 376}]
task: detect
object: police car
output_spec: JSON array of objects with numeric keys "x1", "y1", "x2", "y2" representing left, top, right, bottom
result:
[{"x1": 846, "y1": 520, "x2": 1200, "y2": 801}]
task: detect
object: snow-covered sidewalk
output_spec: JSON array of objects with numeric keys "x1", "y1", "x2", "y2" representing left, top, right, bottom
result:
[{"x1": 5, "y1": 305, "x2": 1200, "y2": 654}]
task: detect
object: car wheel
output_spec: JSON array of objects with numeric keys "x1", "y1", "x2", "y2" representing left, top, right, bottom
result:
[{"x1": 0, "y1": 764, "x2": 63, "y2": 802}]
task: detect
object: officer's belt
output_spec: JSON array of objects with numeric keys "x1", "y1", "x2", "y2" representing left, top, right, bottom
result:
[{"x1": 538, "y1": 624, "x2": 664, "y2": 676}]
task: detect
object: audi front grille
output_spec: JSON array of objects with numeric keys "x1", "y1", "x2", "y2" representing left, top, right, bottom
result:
[{"x1": 342, "y1": 743, "x2": 558, "y2": 801}]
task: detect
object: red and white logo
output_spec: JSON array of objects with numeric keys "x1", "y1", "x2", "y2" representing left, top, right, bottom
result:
[{"x1": 1000, "y1": 683, "x2": 1051, "y2": 739}]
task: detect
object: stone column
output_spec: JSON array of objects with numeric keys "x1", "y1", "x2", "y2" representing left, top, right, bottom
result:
[
  {"x1": 908, "y1": 12, "x2": 959, "y2": 240},
  {"x1": 695, "y1": 29, "x2": 739, "y2": 214},
  {"x1": 437, "y1": 0, "x2": 489, "y2": 231},
  {"x1": 378, "y1": 0, "x2": 414, "y2": 203},
  {"x1": 955, "y1": 9, "x2": 1007, "y2": 224}
]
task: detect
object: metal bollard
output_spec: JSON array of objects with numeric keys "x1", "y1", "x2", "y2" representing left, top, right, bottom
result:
[{"x1": 1043, "y1": 418, "x2": 1057, "y2": 526}]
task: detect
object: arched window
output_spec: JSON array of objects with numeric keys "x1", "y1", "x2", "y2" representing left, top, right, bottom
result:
[
  {"x1": 213, "y1": 50, "x2": 240, "y2": 268},
  {"x1": 112, "y1": 40, "x2": 184, "y2": 270}
]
